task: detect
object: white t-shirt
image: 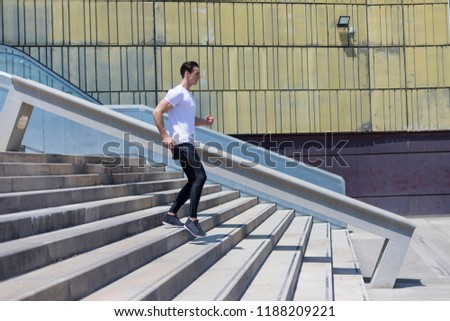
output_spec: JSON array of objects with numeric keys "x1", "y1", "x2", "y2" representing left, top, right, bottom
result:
[{"x1": 164, "y1": 84, "x2": 196, "y2": 145}]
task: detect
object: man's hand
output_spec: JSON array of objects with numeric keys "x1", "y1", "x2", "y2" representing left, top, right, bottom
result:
[
  {"x1": 162, "y1": 136, "x2": 175, "y2": 149},
  {"x1": 195, "y1": 115, "x2": 214, "y2": 127},
  {"x1": 204, "y1": 115, "x2": 214, "y2": 126}
]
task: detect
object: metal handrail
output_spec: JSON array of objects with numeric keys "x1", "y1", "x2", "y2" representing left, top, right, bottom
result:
[
  {"x1": 107, "y1": 105, "x2": 346, "y2": 195},
  {"x1": 0, "y1": 73, "x2": 416, "y2": 288}
]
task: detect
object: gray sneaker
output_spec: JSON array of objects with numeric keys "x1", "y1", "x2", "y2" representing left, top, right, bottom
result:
[
  {"x1": 162, "y1": 213, "x2": 183, "y2": 227},
  {"x1": 184, "y1": 219, "x2": 206, "y2": 238}
]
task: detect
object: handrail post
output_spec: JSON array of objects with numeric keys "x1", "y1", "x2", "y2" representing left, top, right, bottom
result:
[
  {"x1": 370, "y1": 234, "x2": 412, "y2": 288},
  {"x1": 0, "y1": 86, "x2": 34, "y2": 152}
]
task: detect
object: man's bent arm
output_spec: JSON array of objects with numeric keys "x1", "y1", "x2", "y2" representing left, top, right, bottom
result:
[{"x1": 152, "y1": 99, "x2": 174, "y2": 147}]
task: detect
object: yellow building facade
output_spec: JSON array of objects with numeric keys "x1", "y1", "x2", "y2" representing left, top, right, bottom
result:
[{"x1": 1, "y1": 0, "x2": 449, "y2": 135}]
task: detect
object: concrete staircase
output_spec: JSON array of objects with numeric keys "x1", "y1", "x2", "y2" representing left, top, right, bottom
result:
[{"x1": 0, "y1": 151, "x2": 368, "y2": 301}]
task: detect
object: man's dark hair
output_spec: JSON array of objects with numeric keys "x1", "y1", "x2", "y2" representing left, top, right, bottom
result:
[{"x1": 180, "y1": 61, "x2": 199, "y2": 78}]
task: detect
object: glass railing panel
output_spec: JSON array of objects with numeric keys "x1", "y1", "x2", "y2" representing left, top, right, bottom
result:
[
  {"x1": 0, "y1": 45, "x2": 99, "y2": 104},
  {"x1": 0, "y1": 87, "x2": 7, "y2": 113}
]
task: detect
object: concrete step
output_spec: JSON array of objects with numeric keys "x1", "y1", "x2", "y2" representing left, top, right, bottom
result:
[
  {"x1": 107, "y1": 171, "x2": 181, "y2": 184},
  {"x1": 83, "y1": 202, "x2": 275, "y2": 301},
  {"x1": 0, "y1": 196, "x2": 259, "y2": 300},
  {"x1": 293, "y1": 222, "x2": 333, "y2": 301},
  {"x1": 0, "y1": 184, "x2": 223, "y2": 242},
  {"x1": 0, "y1": 152, "x2": 164, "y2": 178},
  {"x1": 0, "y1": 190, "x2": 243, "y2": 282},
  {"x1": 0, "y1": 174, "x2": 102, "y2": 193},
  {"x1": 0, "y1": 178, "x2": 187, "y2": 214},
  {"x1": 0, "y1": 151, "x2": 148, "y2": 167},
  {"x1": 0, "y1": 171, "x2": 182, "y2": 194},
  {"x1": 173, "y1": 209, "x2": 294, "y2": 301},
  {"x1": 0, "y1": 152, "x2": 369, "y2": 301},
  {"x1": 0, "y1": 162, "x2": 85, "y2": 176},
  {"x1": 0, "y1": 152, "x2": 76, "y2": 164},
  {"x1": 240, "y1": 216, "x2": 313, "y2": 301},
  {"x1": 331, "y1": 228, "x2": 368, "y2": 301},
  {"x1": 85, "y1": 163, "x2": 165, "y2": 174}
]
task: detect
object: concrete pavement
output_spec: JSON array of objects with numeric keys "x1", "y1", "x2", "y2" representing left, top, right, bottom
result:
[{"x1": 350, "y1": 215, "x2": 450, "y2": 300}]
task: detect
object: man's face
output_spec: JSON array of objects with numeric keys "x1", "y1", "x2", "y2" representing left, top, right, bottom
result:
[{"x1": 187, "y1": 67, "x2": 200, "y2": 86}]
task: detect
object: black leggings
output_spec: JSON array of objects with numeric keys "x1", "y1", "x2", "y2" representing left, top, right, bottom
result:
[{"x1": 169, "y1": 143, "x2": 207, "y2": 218}]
